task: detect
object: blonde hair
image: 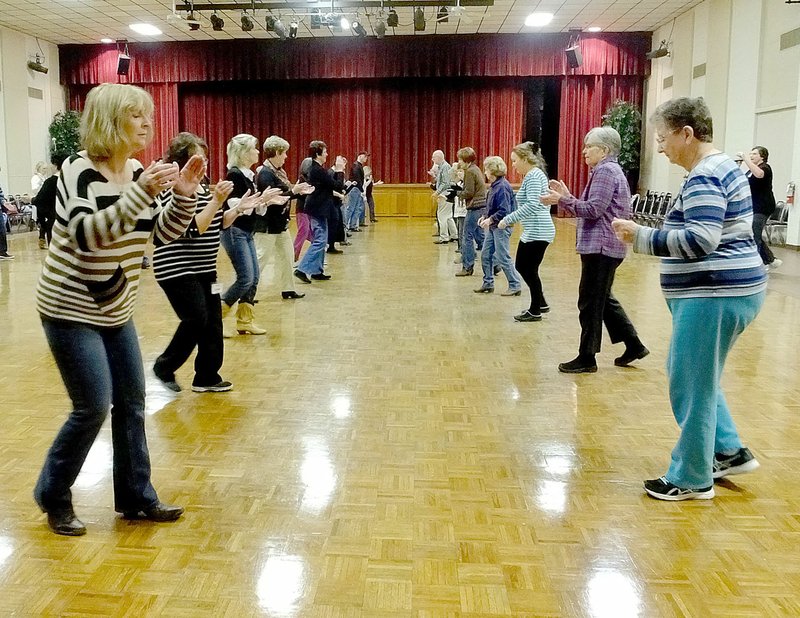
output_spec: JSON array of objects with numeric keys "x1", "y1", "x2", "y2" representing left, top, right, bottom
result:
[
  {"x1": 34, "y1": 161, "x2": 49, "y2": 175},
  {"x1": 227, "y1": 133, "x2": 258, "y2": 169},
  {"x1": 262, "y1": 135, "x2": 290, "y2": 158},
  {"x1": 483, "y1": 156, "x2": 507, "y2": 178},
  {"x1": 511, "y1": 141, "x2": 547, "y2": 173},
  {"x1": 80, "y1": 83, "x2": 154, "y2": 161}
]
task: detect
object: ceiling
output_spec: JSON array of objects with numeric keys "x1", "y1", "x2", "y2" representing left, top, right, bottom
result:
[{"x1": 0, "y1": 0, "x2": 702, "y2": 45}]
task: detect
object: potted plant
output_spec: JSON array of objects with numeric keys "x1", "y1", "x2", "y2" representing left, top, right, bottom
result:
[
  {"x1": 602, "y1": 100, "x2": 641, "y2": 192},
  {"x1": 48, "y1": 110, "x2": 81, "y2": 160}
]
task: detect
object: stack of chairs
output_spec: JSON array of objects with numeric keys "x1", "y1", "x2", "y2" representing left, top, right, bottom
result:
[
  {"x1": 632, "y1": 191, "x2": 672, "y2": 229},
  {"x1": 765, "y1": 200, "x2": 789, "y2": 246}
]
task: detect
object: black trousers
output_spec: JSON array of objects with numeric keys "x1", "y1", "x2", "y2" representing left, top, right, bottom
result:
[
  {"x1": 155, "y1": 273, "x2": 223, "y2": 387},
  {"x1": 515, "y1": 240, "x2": 549, "y2": 313},
  {"x1": 39, "y1": 210, "x2": 55, "y2": 244},
  {"x1": 577, "y1": 254, "x2": 639, "y2": 357},
  {"x1": 752, "y1": 213, "x2": 775, "y2": 264}
]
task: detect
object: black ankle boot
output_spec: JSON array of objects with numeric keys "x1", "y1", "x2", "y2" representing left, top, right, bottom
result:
[{"x1": 558, "y1": 355, "x2": 597, "y2": 374}]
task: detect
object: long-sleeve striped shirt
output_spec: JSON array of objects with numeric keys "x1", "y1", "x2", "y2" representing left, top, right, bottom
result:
[
  {"x1": 633, "y1": 152, "x2": 767, "y2": 299},
  {"x1": 501, "y1": 167, "x2": 554, "y2": 243},
  {"x1": 558, "y1": 156, "x2": 629, "y2": 258},
  {"x1": 37, "y1": 152, "x2": 196, "y2": 327},
  {"x1": 153, "y1": 186, "x2": 223, "y2": 282}
]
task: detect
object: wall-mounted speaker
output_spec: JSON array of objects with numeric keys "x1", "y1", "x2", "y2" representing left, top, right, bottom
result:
[
  {"x1": 117, "y1": 53, "x2": 130, "y2": 76},
  {"x1": 565, "y1": 46, "x2": 582, "y2": 69}
]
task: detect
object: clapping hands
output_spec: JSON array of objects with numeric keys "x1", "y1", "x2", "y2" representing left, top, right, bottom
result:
[{"x1": 541, "y1": 179, "x2": 572, "y2": 206}]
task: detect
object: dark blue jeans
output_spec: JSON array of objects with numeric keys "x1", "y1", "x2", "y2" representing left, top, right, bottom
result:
[
  {"x1": 220, "y1": 225, "x2": 259, "y2": 306},
  {"x1": 35, "y1": 318, "x2": 159, "y2": 514}
]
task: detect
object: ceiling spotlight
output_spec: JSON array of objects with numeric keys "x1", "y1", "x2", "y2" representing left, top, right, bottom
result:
[
  {"x1": 289, "y1": 21, "x2": 298, "y2": 38},
  {"x1": 646, "y1": 40, "x2": 670, "y2": 59},
  {"x1": 273, "y1": 18, "x2": 287, "y2": 38},
  {"x1": 241, "y1": 12, "x2": 254, "y2": 31},
  {"x1": 210, "y1": 13, "x2": 224, "y2": 31},
  {"x1": 387, "y1": 9, "x2": 399, "y2": 27},
  {"x1": 524, "y1": 12, "x2": 553, "y2": 27},
  {"x1": 414, "y1": 7, "x2": 426, "y2": 31},
  {"x1": 266, "y1": 15, "x2": 275, "y2": 31},
  {"x1": 351, "y1": 20, "x2": 367, "y2": 37},
  {"x1": 375, "y1": 18, "x2": 387, "y2": 38},
  {"x1": 437, "y1": 6, "x2": 449, "y2": 22},
  {"x1": 310, "y1": 9, "x2": 321, "y2": 29}
]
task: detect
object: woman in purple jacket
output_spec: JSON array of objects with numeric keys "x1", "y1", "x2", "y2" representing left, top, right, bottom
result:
[{"x1": 542, "y1": 126, "x2": 648, "y2": 374}]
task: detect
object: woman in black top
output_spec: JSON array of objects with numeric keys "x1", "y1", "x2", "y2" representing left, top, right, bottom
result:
[{"x1": 740, "y1": 146, "x2": 779, "y2": 269}]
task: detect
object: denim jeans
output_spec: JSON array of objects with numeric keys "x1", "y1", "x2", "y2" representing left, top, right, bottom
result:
[
  {"x1": 220, "y1": 225, "x2": 259, "y2": 306},
  {"x1": 345, "y1": 191, "x2": 364, "y2": 230},
  {"x1": 481, "y1": 227, "x2": 521, "y2": 290},
  {"x1": 0, "y1": 212, "x2": 7, "y2": 253},
  {"x1": 461, "y1": 208, "x2": 486, "y2": 270},
  {"x1": 664, "y1": 292, "x2": 764, "y2": 488},
  {"x1": 296, "y1": 215, "x2": 328, "y2": 275},
  {"x1": 156, "y1": 273, "x2": 223, "y2": 387},
  {"x1": 35, "y1": 318, "x2": 159, "y2": 514}
]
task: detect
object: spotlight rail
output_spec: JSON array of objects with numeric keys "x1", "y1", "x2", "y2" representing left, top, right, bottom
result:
[{"x1": 178, "y1": 0, "x2": 493, "y2": 9}]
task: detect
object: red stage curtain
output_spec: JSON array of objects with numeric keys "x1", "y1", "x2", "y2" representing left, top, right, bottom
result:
[
  {"x1": 59, "y1": 34, "x2": 651, "y2": 86},
  {"x1": 180, "y1": 80, "x2": 525, "y2": 184},
  {"x1": 557, "y1": 75, "x2": 643, "y2": 202}
]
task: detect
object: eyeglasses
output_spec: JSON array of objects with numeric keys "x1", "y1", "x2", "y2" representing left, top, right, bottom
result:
[{"x1": 655, "y1": 129, "x2": 679, "y2": 145}]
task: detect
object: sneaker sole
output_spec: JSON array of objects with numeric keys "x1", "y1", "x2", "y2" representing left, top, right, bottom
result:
[
  {"x1": 713, "y1": 459, "x2": 760, "y2": 479},
  {"x1": 644, "y1": 487, "x2": 715, "y2": 501},
  {"x1": 191, "y1": 386, "x2": 233, "y2": 393}
]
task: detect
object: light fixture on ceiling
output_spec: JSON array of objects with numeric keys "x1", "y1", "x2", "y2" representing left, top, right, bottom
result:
[
  {"x1": 265, "y1": 15, "x2": 275, "y2": 30},
  {"x1": 27, "y1": 53, "x2": 48, "y2": 74},
  {"x1": 130, "y1": 23, "x2": 162, "y2": 36},
  {"x1": 209, "y1": 12, "x2": 224, "y2": 31},
  {"x1": 116, "y1": 39, "x2": 130, "y2": 75},
  {"x1": 100, "y1": 37, "x2": 114, "y2": 43},
  {"x1": 414, "y1": 7, "x2": 426, "y2": 31},
  {"x1": 565, "y1": 30, "x2": 582, "y2": 69},
  {"x1": 351, "y1": 20, "x2": 367, "y2": 37},
  {"x1": 524, "y1": 12, "x2": 553, "y2": 28},
  {"x1": 310, "y1": 8, "x2": 321, "y2": 29},
  {"x1": 374, "y1": 18, "x2": 387, "y2": 38},
  {"x1": 241, "y1": 12, "x2": 254, "y2": 31},
  {"x1": 289, "y1": 21, "x2": 298, "y2": 38},
  {"x1": 587, "y1": 26, "x2": 602, "y2": 33},
  {"x1": 387, "y1": 9, "x2": 399, "y2": 27},
  {"x1": 646, "y1": 40, "x2": 670, "y2": 59},
  {"x1": 273, "y1": 18, "x2": 287, "y2": 38},
  {"x1": 437, "y1": 6, "x2": 449, "y2": 22},
  {"x1": 340, "y1": 16, "x2": 350, "y2": 30}
]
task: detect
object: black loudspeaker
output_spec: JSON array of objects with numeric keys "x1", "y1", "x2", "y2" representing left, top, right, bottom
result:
[
  {"x1": 117, "y1": 53, "x2": 130, "y2": 76},
  {"x1": 565, "y1": 46, "x2": 582, "y2": 69}
]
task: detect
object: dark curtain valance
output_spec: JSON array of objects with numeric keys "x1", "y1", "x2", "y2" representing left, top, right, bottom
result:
[{"x1": 59, "y1": 33, "x2": 651, "y2": 86}]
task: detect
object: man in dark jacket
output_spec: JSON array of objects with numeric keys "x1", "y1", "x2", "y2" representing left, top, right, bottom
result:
[
  {"x1": 345, "y1": 151, "x2": 368, "y2": 231},
  {"x1": 33, "y1": 154, "x2": 66, "y2": 249}
]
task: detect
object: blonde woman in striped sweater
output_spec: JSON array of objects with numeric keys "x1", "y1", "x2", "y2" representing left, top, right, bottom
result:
[
  {"x1": 34, "y1": 84, "x2": 205, "y2": 536},
  {"x1": 498, "y1": 142, "x2": 554, "y2": 322}
]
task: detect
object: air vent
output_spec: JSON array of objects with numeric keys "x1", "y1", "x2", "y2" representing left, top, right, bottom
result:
[
  {"x1": 663, "y1": 75, "x2": 673, "y2": 89},
  {"x1": 692, "y1": 63, "x2": 706, "y2": 78},
  {"x1": 780, "y1": 27, "x2": 800, "y2": 51},
  {"x1": 28, "y1": 87, "x2": 43, "y2": 100}
]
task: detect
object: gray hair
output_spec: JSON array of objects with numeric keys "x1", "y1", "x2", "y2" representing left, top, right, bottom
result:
[
  {"x1": 650, "y1": 97, "x2": 713, "y2": 143},
  {"x1": 227, "y1": 133, "x2": 258, "y2": 169},
  {"x1": 483, "y1": 156, "x2": 507, "y2": 178},
  {"x1": 262, "y1": 135, "x2": 290, "y2": 158},
  {"x1": 584, "y1": 126, "x2": 621, "y2": 157}
]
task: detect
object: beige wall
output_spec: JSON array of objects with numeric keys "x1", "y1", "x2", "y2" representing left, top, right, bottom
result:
[
  {"x1": 640, "y1": 0, "x2": 800, "y2": 246},
  {"x1": 0, "y1": 26, "x2": 64, "y2": 196}
]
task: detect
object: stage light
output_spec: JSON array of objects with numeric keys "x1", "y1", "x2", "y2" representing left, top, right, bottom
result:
[
  {"x1": 266, "y1": 15, "x2": 275, "y2": 30},
  {"x1": 241, "y1": 12, "x2": 254, "y2": 31},
  {"x1": 375, "y1": 18, "x2": 387, "y2": 38},
  {"x1": 311, "y1": 9, "x2": 321, "y2": 29},
  {"x1": 289, "y1": 21, "x2": 298, "y2": 38},
  {"x1": 273, "y1": 18, "x2": 287, "y2": 38},
  {"x1": 387, "y1": 9, "x2": 399, "y2": 27},
  {"x1": 340, "y1": 16, "x2": 350, "y2": 30},
  {"x1": 414, "y1": 7, "x2": 425, "y2": 31},
  {"x1": 437, "y1": 6, "x2": 449, "y2": 22},
  {"x1": 351, "y1": 20, "x2": 367, "y2": 37},
  {"x1": 646, "y1": 40, "x2": 670, "y2": 59},
  {"x1": 210, "y1": 13, "x2": 224, "y2": 31},
  {"x1": 565, "y1": 45, "x2": 582, "y2": 68}
]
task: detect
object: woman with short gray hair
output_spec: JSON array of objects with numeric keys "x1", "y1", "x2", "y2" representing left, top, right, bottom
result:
[{"x1": 542, "y1": 126, "x2": 647, "y2": 373}]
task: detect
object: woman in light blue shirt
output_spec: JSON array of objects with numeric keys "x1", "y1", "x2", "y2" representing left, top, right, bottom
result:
[{"x1": 498, "y1": 142, "x2": 554, "y2": 322}]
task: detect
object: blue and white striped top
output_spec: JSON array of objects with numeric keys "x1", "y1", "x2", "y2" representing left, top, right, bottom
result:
[
  {"x1": 633, "y1": 153, "x2": 767, "y2": 299},
  {"x1": 501, "y1": 167, "x2": 554, "y2": 243}
]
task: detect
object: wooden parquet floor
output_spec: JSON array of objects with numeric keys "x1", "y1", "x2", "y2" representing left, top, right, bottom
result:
[{"x1": 1, "y1": 218, "x2": 800, "y2": 617}]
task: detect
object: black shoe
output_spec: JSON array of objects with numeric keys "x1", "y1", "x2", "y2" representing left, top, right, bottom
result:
[
  {"x1": 327, "y1": 248, "x2": 344, "y2": 254},
  {"x1": 47, "y1": 510, "x2": 87, "y2": 536},
  {"x1": 493, "y1": 265, "x2": 501, "y2": 275},
  {"x1": 558, "y1": 356, "x2": 597, "y2": 374},
  {"x1": 455, "y1": 268, "x2": 473, "y2": 277},
  {"x1": 351, "y1": 228, "x2": 362, "y2": 232},
  {"x1": 713, "y1": 447, "x2": 759, "y2": 479},
  {"x1": 514, "y1": 311, "x2": 542, "y2": 322},
  {"x1": 153, "y1": 366, "x2": 181, "y2": 392},
  {"x1": 474, "y1": 286, "x2": 494, "y2": 293},
  {"x1": 282, "y1": 291, "x2": 305, "y2": 299},
  {"x1": 434, "y1": 240, "x2": 449, "y2": 244},
  {"x1": 614, "y1": 344, "x2": 650, "y2": 367},
  {"x1": 311, "y1": 273, "x2": 331, "y2": 280},
  {"x1": 123, "y1": 502, "x2": 184, "y2": 521},
  {"x1": 643, "y1": 477, "x2": 714, "y2": 501},
  {"x1": 294, "y1": 269, "x2": 312, "y2": 284},
  {"x1": 501, "y1": 289, "x2": 522, "y2": 297},
  {"x1": 192, "y1": 380, "x2": 233, "y2": 393},
  {"x1": 341, "y1": 240, "x2": 352, "y2": 246},
  {"x1": 540, "y1": 304, "x2": 550, "y2": 314},
  {"x1": 371, "y1": 218, "x2": 378, "y2": 223}
]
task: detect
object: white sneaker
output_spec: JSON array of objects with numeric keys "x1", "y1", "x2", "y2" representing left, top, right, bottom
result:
[{"x1": 769, "y1": 258, "x2": 783, "y2": 271}]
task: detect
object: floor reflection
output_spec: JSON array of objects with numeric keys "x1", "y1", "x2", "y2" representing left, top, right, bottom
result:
[
  {"x1": 587, "y1": 570, "x2": 642, "y2": 618},
  {"x1": 300, "y1": 437, "x2": 336, "y2": 513},
  {"x1": 256, "y1": 554, "x2": 306, "y2": 616},
  {"x1": 73, "y1": 435, "x2": 111, "y2": 489}
]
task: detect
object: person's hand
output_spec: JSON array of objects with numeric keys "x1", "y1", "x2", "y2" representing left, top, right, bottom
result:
[
  {"x1": 211, "y1": 180, "x2": 234, "y2": 207},
  {"x1": 612, "y1": 218, "x2": 639, "y2": 243},
  {"x1": 334, "y1": 156, "x2": 347, "y2": 172},
  {"x1": 260, "y1": 187, "x2": 286, "y2": 206},
  {"x1": 736, "y1": 151, "x2": 746, "y2": 161},
  {"x1": 236, "y1": 189, "x2": 262, "y2": 215},
  {"x1": 479, "y1": 218, "x2": 492, "y2": 230},
  {"x1": 137, "y1": 161, "x2": 181, "y2": 198},
  {"x1": 497, "y1": 220, "x2": 508, "y2": 230},
  {"x1": 375, "y1": 180, "x2": 383, "y2": 185},
  {"x1": 292, "y1": 181, "x2": 314, "y2": 195},
  {"x1": 172, "y1": 154, "x2": 206, "y2": 197},
  {"x1": 333, "y1": 191, "x2": 345, "y2": 199}
]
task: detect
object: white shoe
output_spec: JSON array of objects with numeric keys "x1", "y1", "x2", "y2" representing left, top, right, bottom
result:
[{"x1": 768, "y1": 258, "x2": 782, "y2": 271}]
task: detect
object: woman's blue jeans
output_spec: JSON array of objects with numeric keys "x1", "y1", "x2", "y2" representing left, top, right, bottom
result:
[
  {"x1": 220, "y1": 225, "x2": 259, "y2": 306},
  {"x1": 34, "y1": 318, "x2": 159, "y2": 514}
]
